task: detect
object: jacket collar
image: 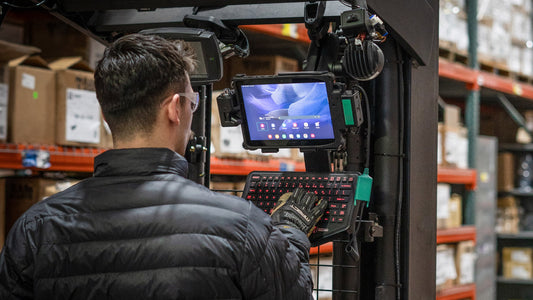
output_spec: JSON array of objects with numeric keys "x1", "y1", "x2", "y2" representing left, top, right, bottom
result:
[{"x1": 93, "y1": 148, "x2": 188, "y2": 177}]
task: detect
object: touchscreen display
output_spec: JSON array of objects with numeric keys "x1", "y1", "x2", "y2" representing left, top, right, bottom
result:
[{"x1": 240, "y1": 81, "x2": 335, "y2": 142}]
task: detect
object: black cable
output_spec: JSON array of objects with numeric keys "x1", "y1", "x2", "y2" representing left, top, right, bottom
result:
[
  {"x1": 1, "y1": 0, "x2": 47, "y2": 9},
  {"x1": 353, "y1": 84, "x2": 371, "y2": 169},
  {"x1": 394, "y1": 42, "x2": 405, "y2": 300}
]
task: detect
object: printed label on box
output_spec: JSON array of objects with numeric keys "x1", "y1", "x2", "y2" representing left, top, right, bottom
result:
[
  {"x1": 65, "y1": 88, "x2": 101, "y2": 143},
  {"x1": 21, "y1": 73, "x2": 35, "y2": 90},
  {"x1": 437, "y1": 183, "x2": 451, "y2": 219},
  {"x1": 459, "y1": 252, "x2": 475, "y2": 284},
  {"x1": 511, "y1": 250, "x2": 531, "y2": 263},
  {"x1": 0, "y1": 84, "x2": 8, "y2": 140}
]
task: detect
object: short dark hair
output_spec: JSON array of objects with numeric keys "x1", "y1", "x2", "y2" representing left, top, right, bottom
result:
[{"x1": 94, "y1": 34, "x2": 195, "y2": 141}]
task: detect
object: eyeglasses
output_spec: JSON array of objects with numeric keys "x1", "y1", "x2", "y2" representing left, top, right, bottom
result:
[{"x1": 178, "y1": 92, "x2": 200, "y2": 113}]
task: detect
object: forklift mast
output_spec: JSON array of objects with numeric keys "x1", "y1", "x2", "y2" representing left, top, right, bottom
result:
[{"x1": 16, "y1": 1, "x2": 438, "y2": 298}]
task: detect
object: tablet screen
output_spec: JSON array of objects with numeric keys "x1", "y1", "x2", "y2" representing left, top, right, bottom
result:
[{"x1": 240, "y1": 81, "x2": 335, "y2": 145}]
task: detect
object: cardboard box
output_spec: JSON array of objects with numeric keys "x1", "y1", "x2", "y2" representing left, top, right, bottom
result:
[
  {"x1": 444, "y1": 104, "x2": 461, "y2": 128},
  {"x1": 50, "y1": 57, "x2": 106, "y2": 147},
  {"x1": 210, "y1": 181, "x2": 237, "y2": 196},
  {"x1": 437, "y1": 183, "x2": 451, "y2": 229},
  {"x1": 0, "y1": 41, "x2": 42, "y2": 142},
  {"x1": 214, "y1": 55, "x2": 300, "y2": 90},
  {"x1": 498, "y1": 152, "x2": 515, "y2": 192},
  {"x1": 455, "y1": 240, "x2": 475, "y2": 285},
  {"x1": 442, "y1": 125, "x2": 468, "y2": 169},
  {"x1": 497, "y1": 196, "x2": 520, "y2": 234},
  {"x1": 7, "y1": 55, "x2": 56, "y2": 144},
  {"x1": 448, "y1": 193, "x2": 462, "y2": 228},
  {"x1": 5, "y1": 178, "x2": 78, "y2": 233},
  {"x1": 436, "y1": 244, "x2": 457, "y2": 291},
  {"x1": 438, "y1": 123, "x2": 443, "y2": 166},
  {"x1": 503, "y1": 247, "x2": 533, "y2": 279}
]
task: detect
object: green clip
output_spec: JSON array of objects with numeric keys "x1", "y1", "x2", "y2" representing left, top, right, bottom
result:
[
  {"x1": 342, "y1": 98, "x2": 355, "y2": 126},
  {"x1": 355, "y1": 168, "x2": 372, "y2": 207}
]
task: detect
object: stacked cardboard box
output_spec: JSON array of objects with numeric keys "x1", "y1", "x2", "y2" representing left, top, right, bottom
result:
[
  {"x1": 6, "y1": 53, "x2": 56, "y2": 144},
  {"x1": 497, "y1": 196, "x2": 521, "y2": 234},
  {"x1": 439, "y1": 104, "x2": 468, "y2": 169},
  {"x1": 437, "y1": 244, "x2": 457, "y2": 291},
  {"x1": 498, "y1": 152, "x2": 515, "y2": 192},
  {"x1": 455, "y1": 241, "x2": 476, "y2": 285},
  {"x1": 436, "y1": 242, "x2": 476, "y2": 291},
  {"x1": 50, "y1": 57, "x2": 112, "y2": 148},
  {"x1": 502, "y1": 247, "x2": 533, "y2": 279},
  {"x1": 440, "y1": 0, "x2": 533, "y2": 76},
  {"x1": 214, "y1": 55, "x2": 300, "y2": 90},
  {"x1": 437, "y1": 183, "x2": 463, "y2": 229}
]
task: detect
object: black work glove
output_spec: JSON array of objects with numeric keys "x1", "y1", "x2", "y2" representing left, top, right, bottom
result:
[{"x1": 270, "y1": 188, "x2": 328, "y2": 236}]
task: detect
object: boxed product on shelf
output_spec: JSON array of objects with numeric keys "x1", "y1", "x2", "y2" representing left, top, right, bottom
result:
[
  {"x1": 209, "y1": 181, "x2": 237, "y2": 196},
  {"x1": 50, "y1": 57, "x2": 110, "y2": 148},
  {"x1": 498, "y1": 152, "x2": 515, "y2": 192},
  {"x1": 455, "y1": 240, "x2": 475, "y2": 285},
  {"x1": 496, "y1": 196, "x2": 520, "y2": 234},
  {"x1": 7, "y1": 54, "x2": 56, "y2": 144},
  {"x1": 439, "y1": 104, "x2": 468, "y2": 169},
  {"x1": 437, "y1": 183, "x2": 451, "y2": 229},
  {"x1": 0, "y1": 41, "x2": 42, "y2": 142},
  {"x1": 234, "y1": 181, "x2": 247, "y2": 197},
  {"x1": 214, "y1": 55, "x2": 300, "y2": 90},
  {"x1": 437, "y1": 183, "x2": 463, "y2": 229},
  {"x1": 480, "y1": 109, "x2": 519, "y2": 144},
  {"x1": 436, "y1": 244, "x2": 457, "y2": 291},
  {"x1": 442, "y1": 125, "x2": 468, "y2": 169},
  {"x1": 502, "y1": 247, "x2": 533, "y2": 279},
  {"x1": 448, "y1": 193, "x2": 463, "y2": 228},
  {"x1": 4, "y1": 177, "x2": 79, "y2": 234}
]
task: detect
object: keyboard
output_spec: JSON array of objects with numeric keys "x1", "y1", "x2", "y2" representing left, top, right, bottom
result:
[{"x1": 242, "y1": 171, "x2": 361, "y2": 246}]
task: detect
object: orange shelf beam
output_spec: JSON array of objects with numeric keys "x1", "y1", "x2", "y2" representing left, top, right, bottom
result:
[
  {"x1": 310, "y1": 242, "x2": 333, "y2": 256},
  {"x1": 436, "y1": 283, "x2": 476, "y2": 300},
  {"x1": 437, "y1": 167, "x2": 477, "y2": 190},
  {"x1": 437, "y1": 226, "x2": 476, "y2": 244},
  {"x1": 241, "y1": 24, "x2": 311, "y2": 44},
  {"x1": 439, "y1": 58, "x2": 533, "y2": 100},
  {"x1": 0, "y1": 143, "x2": 105, "y2": 173},
  {"x1": 210, "y1": 156, "x2": 305, "y2": 175},
  {"x1": 439, "y1": 59, "x2": 478, "y2": 86}
]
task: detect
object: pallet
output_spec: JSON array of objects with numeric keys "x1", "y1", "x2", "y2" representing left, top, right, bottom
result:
[
  {"x1": 439, "y1": 41, "x2": 469, "y2": 65},
  {"x1": 479, "y1": 59, "x2": 512, "y2": 78}
]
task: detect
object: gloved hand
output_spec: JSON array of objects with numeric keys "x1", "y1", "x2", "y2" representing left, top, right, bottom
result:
[{"x1": 270, "y1": 188, "x2": 328, "y2": 236}]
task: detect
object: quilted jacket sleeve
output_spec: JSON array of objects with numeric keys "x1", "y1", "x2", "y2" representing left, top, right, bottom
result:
[
  {"x1": 239, "y1": 203, "x2": 313, "y2": 300},
  {"x1": 0, "y1": 217, "x2": 34, "y2": 300}
]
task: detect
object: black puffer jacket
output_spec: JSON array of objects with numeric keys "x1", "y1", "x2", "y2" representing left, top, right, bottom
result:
[{"x1": 0, "y1": 148, "x2": 313, "y2": 299}]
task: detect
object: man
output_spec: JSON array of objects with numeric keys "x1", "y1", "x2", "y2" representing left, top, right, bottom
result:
[{"x1": 0, "y1": 34, "x2": 326, "y2": 299}]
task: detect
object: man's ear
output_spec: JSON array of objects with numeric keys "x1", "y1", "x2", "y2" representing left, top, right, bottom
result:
[{"x1": 166, "y1": 94, "x2": 181, "y2": 125}]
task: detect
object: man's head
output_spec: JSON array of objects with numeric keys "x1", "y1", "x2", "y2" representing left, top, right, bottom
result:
[{"x1": 94, "y1": 33, "x2": 197, "y2": 154}]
